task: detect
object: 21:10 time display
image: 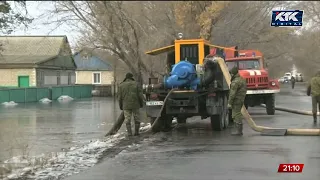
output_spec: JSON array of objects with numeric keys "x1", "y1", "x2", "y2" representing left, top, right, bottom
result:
[{"x1": 278, "y1": 164, "x2": 304, "y2": 173}]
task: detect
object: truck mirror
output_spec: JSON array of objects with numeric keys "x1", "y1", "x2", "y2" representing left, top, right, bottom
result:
[{"x1": 265, "y1": 62, "x2": 269, "y2": 68}]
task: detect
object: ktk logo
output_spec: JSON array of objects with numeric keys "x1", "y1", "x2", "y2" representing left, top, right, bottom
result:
[
  {"x1": 271, "y1": 10, "x2": 303, "y2": 27},
  {"x1": 275, "y1": 12, "x2": 299, "y2": 21}
]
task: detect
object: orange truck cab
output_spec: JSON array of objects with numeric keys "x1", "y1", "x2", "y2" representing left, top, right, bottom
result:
[{"x1": 212, "y1": 47, "x2": 280, "y2": 115}]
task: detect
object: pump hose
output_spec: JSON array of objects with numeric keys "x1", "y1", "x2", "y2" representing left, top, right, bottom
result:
[
  {"x1": 144, "y1": 88, "x2": 176, "y2": 133},
  {"x1": 106, "y1": 58, "x2": 320, "y2": 137},
  {"x1": 105, "y1": 88, "x2": 176, "y2": 136},
  {"x1": 260, "y1": 104, "x2": 320, "y2": 116}
]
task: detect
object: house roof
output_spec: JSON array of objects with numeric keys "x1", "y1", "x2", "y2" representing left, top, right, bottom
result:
[
  {"x1": 0, "y1": 35, "x2": 69, "y2": 64},
  {"x1": 73, "y1": 49, "x2": 113, "y2": 71}
]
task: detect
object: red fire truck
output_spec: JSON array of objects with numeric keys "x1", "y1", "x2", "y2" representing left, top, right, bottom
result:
[{"x1": 222, "y1": 47, "x2": 280, "y2": 115}]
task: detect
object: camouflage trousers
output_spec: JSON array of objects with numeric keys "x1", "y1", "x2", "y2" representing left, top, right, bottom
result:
[
  {"x1": 232, "y1": 103, "x2": 243, "y2": 124},
  {"x1": 312, "y1": 96, "x2": 320, "y2": 115},
  {"x1": 123, "y1": 108, "x2": 141, "y2": 125}
]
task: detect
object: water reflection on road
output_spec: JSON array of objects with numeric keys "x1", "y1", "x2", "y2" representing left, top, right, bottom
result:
[{"x1": 0, "y1": 97, "x2": 122, "y2": 162}]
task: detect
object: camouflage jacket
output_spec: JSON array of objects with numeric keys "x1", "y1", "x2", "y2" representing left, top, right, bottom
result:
[
  {"x1": 228, "y1": 73, "x2": 247, "y2": 106},
  {"x1": 307, "y1": 72, "x2": 320, "y2": 97},
  {"x1": 117, "y1": 79, "x2": 144, "y2": 110}
]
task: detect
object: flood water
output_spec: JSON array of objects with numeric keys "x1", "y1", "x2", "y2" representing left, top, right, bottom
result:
[{"x1": 0, "y1": 97, "x2": 122, "y2": 162}]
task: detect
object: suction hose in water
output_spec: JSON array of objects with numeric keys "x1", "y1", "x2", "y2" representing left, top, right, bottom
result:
[
  {"x1": 144, "y1": 88, "x2": 176, "y2": 133},
  {"x1": 214, "y1": 57, "x2": 320, "y2": 136},
  {"x1": 105, "y1": 88, "x2": 176, "y2": 136}
]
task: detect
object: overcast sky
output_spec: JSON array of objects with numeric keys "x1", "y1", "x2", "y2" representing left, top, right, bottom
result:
[{"x1": 11, "y1": 1, "x2": 80, "y2": 49}]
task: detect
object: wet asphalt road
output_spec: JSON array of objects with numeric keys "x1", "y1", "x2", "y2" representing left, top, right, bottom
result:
[{"x1": 66, "y1": 83, "x2": 320, "y2": 180}]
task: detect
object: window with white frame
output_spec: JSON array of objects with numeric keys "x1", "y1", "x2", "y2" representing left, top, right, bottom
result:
[{"x1": 92, "y1": 72, "x2": 101, "y2": 84}]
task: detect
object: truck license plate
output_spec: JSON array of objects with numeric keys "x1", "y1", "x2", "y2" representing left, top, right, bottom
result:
[
  {"x1": 146, "y1": 101, "x2": 164, "y2": 106},
  {"x1": 251, "y1": 90, "x2": 265, "y2": 94}
]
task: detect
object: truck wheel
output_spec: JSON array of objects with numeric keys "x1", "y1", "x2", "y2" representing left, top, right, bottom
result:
[
  {"x1": 177, "y1": 118, "x2": 187, "y2": 124},
  {"x1": 228, "y1": 109, "x2": 233, "y2": 124},
  {"x1": 266, "y1": 94, "x2": 275, "y2": 115},
  {"x1": 223, "y1": 95, "x2": 229, "y2": 129},
  {"x1": 163, "y1": 116, "x2": 173, "y2": 132},
  {"x1": 245, "y1": 103, "x2": 248, "y2": 110},
  {"x1": 210, "y1": 106, "x2": 225, "y2": 131}
]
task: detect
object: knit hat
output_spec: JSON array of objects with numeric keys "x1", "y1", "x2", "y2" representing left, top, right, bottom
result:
[{"x1": 230, "y1": 66, "x2": 239, "y2": 75}]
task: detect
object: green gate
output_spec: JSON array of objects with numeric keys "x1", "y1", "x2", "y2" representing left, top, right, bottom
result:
[{"x1": 18, "y1": 76, "x2": 30, "y2": 87}]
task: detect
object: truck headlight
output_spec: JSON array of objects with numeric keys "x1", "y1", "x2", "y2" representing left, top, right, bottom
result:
[{"x1": 271, "y1": 82, "x2": 276, "y2": 86}]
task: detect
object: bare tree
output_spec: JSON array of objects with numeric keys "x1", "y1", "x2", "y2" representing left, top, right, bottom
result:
[{"x1": 42, "y1": 1, "x2": 317, "y2": 80}]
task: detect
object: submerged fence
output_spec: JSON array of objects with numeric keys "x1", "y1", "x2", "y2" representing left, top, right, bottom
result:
[{"x1": 0, "y1": 85, "x2": 93, "y2": 103}]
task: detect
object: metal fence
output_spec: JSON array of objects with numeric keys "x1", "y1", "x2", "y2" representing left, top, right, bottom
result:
[{"x1": 0, "y1": 85, "x2": 93, "y2": 103}]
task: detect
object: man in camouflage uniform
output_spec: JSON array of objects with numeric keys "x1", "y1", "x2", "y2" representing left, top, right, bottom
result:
[
  {"x1": 118, "y1": 73, "x2": 144, "y2": 136},
  {"x1": 228, "y1": 66, "x2": 247, "y2": 136},
  {"x1": 307, "y1": 70, "x2": 320, "y2": 123}
]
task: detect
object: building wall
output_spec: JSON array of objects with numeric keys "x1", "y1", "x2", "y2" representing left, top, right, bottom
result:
[
  {"x1": 0, "y1": 68, "x2": 36, "y2": 87},
  {"x1": 36, "y1": 69, "x2": 76, "y2": 87},
  {"x1": 75, "y1": 70, "x2": 114, "y2": 85}
]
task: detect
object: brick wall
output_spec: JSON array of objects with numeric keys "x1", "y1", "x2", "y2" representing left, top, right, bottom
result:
[
  {"x1": 75, "y1": 70, "x2": 114, "y2": 85},
  {"x1": 0, "y1": 68, "x2": 36, "y2": 87}
]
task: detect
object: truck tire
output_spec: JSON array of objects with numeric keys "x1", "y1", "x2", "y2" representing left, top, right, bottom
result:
[
  {"x1": 228, "y1": 109, "x2": 233, "y2": 124},
  {"x1": 163, "y1": 116, "x2": 173, "y2": 132},
  {"x1": 223, "y1": 95, "x2": 229, "y2": 129},
  {"x1": 177, "y1": 118, "x2": 187, "y2": 124},
  {"x1": 211, "y1": 105, "x2": 226, "y2": 131},
  {"x1": 210, "y1": 114, "x2": 224, "y2": 131},
  {"x1": 266, "y1": 94, "x2": 275, "y2": 115},
  {"x1": 150, "y1": 116, "x2": 173, "y2": 132}
]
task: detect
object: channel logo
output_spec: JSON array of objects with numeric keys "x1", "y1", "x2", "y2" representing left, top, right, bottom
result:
[{"x1": 271, "y1": 10, "x2": 303, "y2": 27}]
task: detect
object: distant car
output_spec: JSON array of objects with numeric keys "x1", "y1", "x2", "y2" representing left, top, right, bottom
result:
[
  {"x1": 283, "y1": 76, "x2": 289, "y2": 83},
  {"x1": 296, "y1": 73, "x2": 303, "y2": 82},
  {"x1": 278, "y1": 77, "x2": 285, "y2": 83}
]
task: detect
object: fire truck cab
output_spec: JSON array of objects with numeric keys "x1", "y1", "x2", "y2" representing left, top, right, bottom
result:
[{"x1": 223, "y1": 48, "x2": 280, "y2": 115}]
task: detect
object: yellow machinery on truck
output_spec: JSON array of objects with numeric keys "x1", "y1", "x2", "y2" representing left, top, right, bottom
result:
[{"x1": 143, "y1": 37, "x2": 233, "y2": 132}]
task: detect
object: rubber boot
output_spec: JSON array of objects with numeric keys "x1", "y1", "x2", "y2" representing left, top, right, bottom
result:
[
  {"x1": 313, "y1": 114, "x2": 317, "y2": 123},
  {"x1": 231, "y1": 123, "x2": 243, "y2": 136},
  {"x1": 126, "y1": 123, "x2": 133, "y2": 136},
  {"x1": 134, "y1": 122, "x2": 140, "y2": 136}
]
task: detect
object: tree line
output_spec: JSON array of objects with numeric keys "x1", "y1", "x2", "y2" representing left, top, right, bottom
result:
[{"x1": 2, "y1": 1, "x2": 320, "y2": 83}]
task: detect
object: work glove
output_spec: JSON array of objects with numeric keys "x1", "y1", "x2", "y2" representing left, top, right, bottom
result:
[{"x1": 227, "y1": 104, "x2": 232, "y2": 109}]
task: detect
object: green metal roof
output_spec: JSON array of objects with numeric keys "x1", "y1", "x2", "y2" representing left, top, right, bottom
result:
[{"x1": 0, "y1": 35, "x2": 68, "y2": 64}]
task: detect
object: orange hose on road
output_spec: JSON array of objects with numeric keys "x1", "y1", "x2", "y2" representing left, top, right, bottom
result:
[{"x1": 260, "y1": 104, "x2": 320, "y2": 116}]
